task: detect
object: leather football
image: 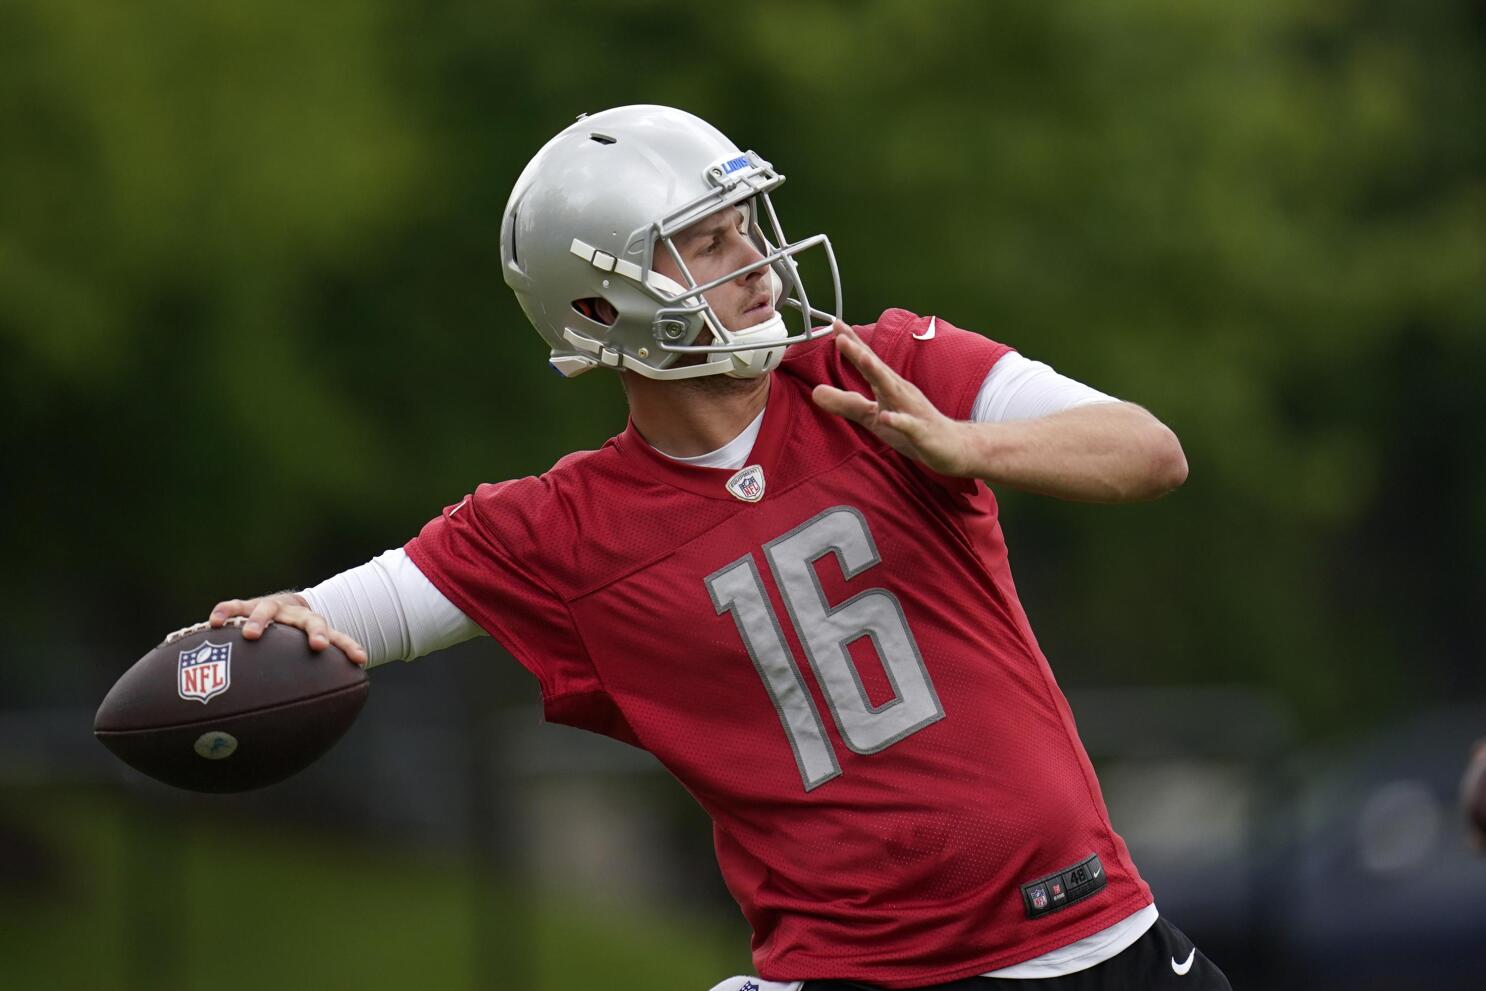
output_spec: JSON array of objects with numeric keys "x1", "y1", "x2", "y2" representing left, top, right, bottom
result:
[{"x1": 94, "y1": 617, "x2": 368, "y2": 792}]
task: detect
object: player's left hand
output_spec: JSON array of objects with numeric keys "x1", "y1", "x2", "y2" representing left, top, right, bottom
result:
[{"x1": 811, "y1": 321, "x2": 977, "y2": 477}]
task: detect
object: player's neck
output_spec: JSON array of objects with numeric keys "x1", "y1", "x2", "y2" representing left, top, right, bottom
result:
[{"x1": 621, "y1": 371, "x2": 771, "y2": 458}]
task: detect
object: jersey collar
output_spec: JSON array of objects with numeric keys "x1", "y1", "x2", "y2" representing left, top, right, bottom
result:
[{"x1": 615, "y1": 373, "x2": 796, "y2": 500}]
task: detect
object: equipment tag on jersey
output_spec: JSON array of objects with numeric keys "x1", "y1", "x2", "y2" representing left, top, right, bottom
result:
[
  {"x1": 1019, "y1": 853, "x2": 1107, "y2": 919},
  {"x1": 726, "y1": 465, "x2": 766, "y2": 503}
]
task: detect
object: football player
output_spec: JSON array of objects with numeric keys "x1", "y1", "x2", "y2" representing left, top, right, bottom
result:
[{"x1": 209, "y1": 106, "x2": 1231, "y2": 990}]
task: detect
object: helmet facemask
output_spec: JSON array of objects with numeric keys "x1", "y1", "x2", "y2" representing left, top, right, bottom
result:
[{"x1": 561, "y1": 152, "x2": 841, "y2": 380}]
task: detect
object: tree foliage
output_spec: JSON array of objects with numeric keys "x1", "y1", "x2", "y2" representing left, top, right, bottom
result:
[{"x1": 3, "y1": 0, "x2": 1481, "y2": 729}]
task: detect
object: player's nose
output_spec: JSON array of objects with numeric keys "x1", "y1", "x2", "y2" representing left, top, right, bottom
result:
[{"x1": 734, "y1": 242, "x2": 767, "y2": 284}]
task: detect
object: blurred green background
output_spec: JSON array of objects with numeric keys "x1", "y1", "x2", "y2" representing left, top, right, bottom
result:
[{"x1": 2, "y1": 0, "x2": 1483, "y2": 988}]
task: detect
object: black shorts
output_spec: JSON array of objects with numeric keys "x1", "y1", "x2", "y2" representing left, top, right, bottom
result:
[{"x1": 802, "y1": 918, "x2": 1233, "y2": 991}]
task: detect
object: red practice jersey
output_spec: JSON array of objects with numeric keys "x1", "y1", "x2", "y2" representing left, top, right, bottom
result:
[{"x1": 406, "y1": 308, "x2": 1153, "y2": 987}]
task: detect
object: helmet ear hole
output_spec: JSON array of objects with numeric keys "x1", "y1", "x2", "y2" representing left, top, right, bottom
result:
[
  {"x1": 572, "y1": 297, "x2": 618, "y2": 326},
  {"x1": 507, "y1": 200, "x2": 523, "y2": 268}
]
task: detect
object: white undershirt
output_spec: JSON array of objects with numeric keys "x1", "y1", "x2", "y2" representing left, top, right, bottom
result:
[
  {"x1": 661, "y1": 406, "x2": 768, "y2": 470},
  {"x1": 299, "y1": 350, "x2": 1149, "y2": 977}
]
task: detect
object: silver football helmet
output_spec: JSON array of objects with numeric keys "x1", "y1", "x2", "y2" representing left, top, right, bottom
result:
[{"x1": 500, "y1": 105, "x2": 841, "y2": 380}]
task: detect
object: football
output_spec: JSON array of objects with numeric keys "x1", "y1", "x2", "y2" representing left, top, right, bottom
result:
[
  {"x1": 94, "y1": 617, "x2": 368, "y2": 793},
  {"x1": 1464, "y1": 739, "x2": 1486, "y2": 852}
]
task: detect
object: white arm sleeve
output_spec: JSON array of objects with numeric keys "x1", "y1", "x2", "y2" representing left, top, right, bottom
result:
[
  {"x1": 970, "y1": 351, "x2": 1120, "y2": 423},
  {"x1": 299, "y1": 548, "x2": 485, "y2": 668}
]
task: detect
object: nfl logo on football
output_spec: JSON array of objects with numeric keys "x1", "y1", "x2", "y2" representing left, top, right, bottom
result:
[{"x1": 178, "y1": 641, "x2": 232, "y2": 704}]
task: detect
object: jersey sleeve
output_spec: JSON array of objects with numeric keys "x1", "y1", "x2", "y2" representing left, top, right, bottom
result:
[
  {"x1": 403, "y1": 482, "x2": 616, "y2": 732},
  {"x1": 852, "y1": 308, "x2": 1013, "y2": 498},
  {"x1": 863, "y1": 308, "x2": 1013, "y2": 422}
]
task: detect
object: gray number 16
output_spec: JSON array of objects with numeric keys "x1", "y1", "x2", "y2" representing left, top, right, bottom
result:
[{"x1": 705, "y1": 506, "x2": 944, "y2": 791}]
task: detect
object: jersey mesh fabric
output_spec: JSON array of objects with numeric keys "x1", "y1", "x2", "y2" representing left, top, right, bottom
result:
[{"x1": 405, "y1": 308, "x2": 1153, "y2": 987}]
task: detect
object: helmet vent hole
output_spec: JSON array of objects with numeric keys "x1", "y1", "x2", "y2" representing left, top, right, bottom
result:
[
  {"x1": 589, "y1": 132, "x2": 617, "y2": 145},
  {"x1": 508, "y1": 200, "x2": 522, "y2": 266},
  {"x1": 572, "y1": 297, "x2": 618, "y2": 326}
]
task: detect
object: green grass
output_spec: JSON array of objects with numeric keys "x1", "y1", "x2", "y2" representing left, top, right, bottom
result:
[{"x1": 0, "y1": 788, "x2": 748, "y2": 990}]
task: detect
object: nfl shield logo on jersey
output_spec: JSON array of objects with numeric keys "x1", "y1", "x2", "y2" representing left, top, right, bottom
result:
[
  {"x1": 726, "y1": 465, "x2": 766, "y2": 503},
  {"x1": 178, "y1": 641, "x2": 232, "y2": 704},
  {"x1": 1030, "y1": 886, "x2": 1048, "y2": 911}
]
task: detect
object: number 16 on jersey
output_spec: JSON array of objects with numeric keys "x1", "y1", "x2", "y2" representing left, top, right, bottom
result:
[{"x1": 706, "y1": 506, "x2": 944, "y2": 791}]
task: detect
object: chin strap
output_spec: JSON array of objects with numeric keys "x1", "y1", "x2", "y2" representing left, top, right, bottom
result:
[
  {"x1": 710, "y1": 312, "x2": 788, "y2": 378},
  {"x1": 559, "y1": 326, "x2": 744, "y2": 380},
  {"x1": 700, "y1": 269, "x2": 788, "y2": 378},
  {"x1": 556, "y1": 314, "x2": 790, "y2": 381}
]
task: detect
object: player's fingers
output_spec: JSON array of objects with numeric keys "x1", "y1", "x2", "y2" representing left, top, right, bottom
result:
[
  {"x1": 834, "y1": 324, "x2": 919, "y2": 409},
  {"x1": 876, "y1": 408, "x2": 928, "y2": 440},
  {"x1": 243, "y1": 598, "x2": 278, "y2": 639},
  {"x1": 209, "y1": 599, "x2": 250, "y2": 627},
  {"x1": 834, "y1": 322, "x2": 925, "y2": 403},
  {"x1": 277, "y1": 606, "x2": 365, "y2": 664},
  {"x1": 811, "y1": 384, "x2": 877, "y2": 423},
  {"x1": 297, "y1": 610, "x2": 332, "y2": 651},
  {"x1": 328, "y1": 629, "x2": 369, "y2": 666},
  {"x1": 832, "y1": 331, "x2": 891, "y2": 396}
]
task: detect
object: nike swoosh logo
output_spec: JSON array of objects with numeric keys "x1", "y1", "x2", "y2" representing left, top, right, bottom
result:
[
  {"x1": 1172, "y1": 949, "x2": 1196, "y2": 976},
  {"x1": 912, "y1": 316, "x2": 936, "y2": 341},
  {"x1": 1090, "y1": 865, "x2": 1101, "y2": 879}
]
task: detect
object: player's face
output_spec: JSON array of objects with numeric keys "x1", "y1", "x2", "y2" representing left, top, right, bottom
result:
[{"x1": 656, "y1": 204, "x2": 774, "y2": 333}]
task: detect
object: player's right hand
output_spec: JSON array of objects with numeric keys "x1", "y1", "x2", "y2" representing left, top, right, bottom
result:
[
  {"x1": 813, "y1": 322, "x2": 977, "y2": 477},
  {"x1": 209, "y1": 594, "x2": 369, "y2": 666}
]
